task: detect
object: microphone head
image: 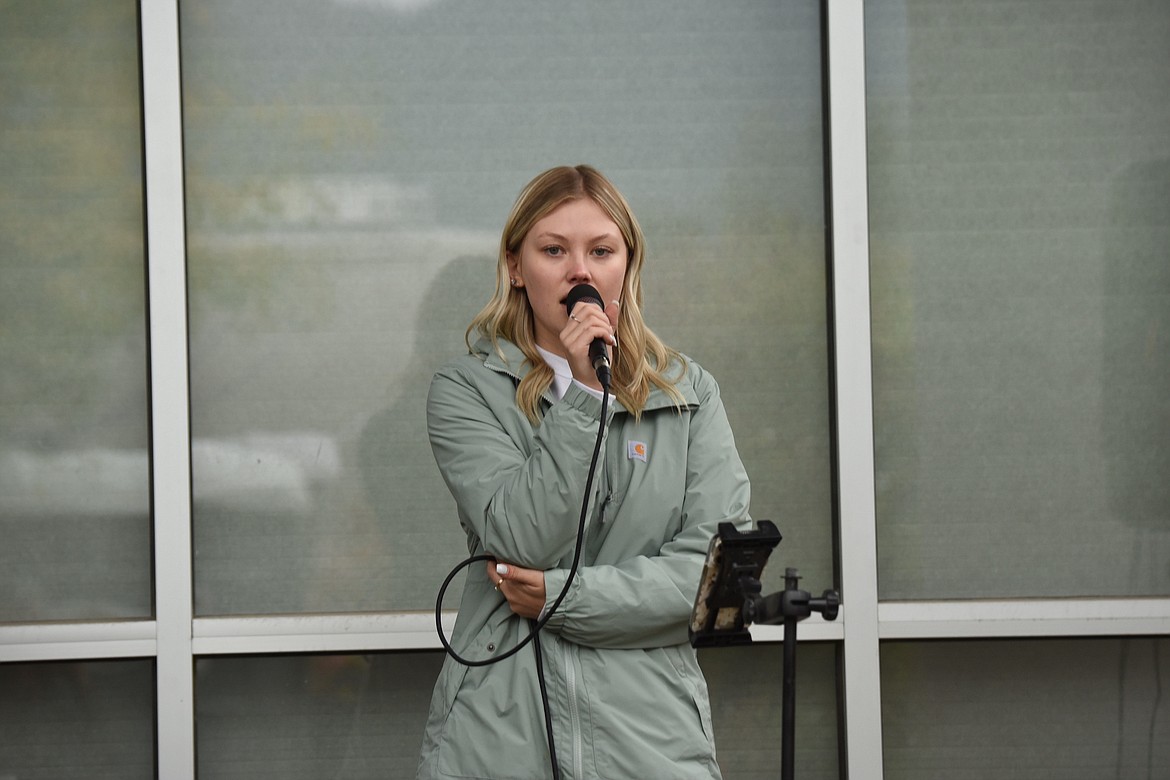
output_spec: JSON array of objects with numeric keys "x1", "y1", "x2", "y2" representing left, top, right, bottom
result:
[{"x1": 565, "y1": 283, "x2": 605, "y2": 315}]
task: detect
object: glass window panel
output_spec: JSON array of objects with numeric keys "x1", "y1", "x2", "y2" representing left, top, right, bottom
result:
[
  {"x1": 196, "y1": 653, "x2": 442, "y2": 779},
  {"x1": 0, "y1": 1, "x2": 151, "y2": 621},
  {"x1": 702, "y1": 644, "x2": 840, "y2": 780},
  {"x1": 867, "y1": 0, "x2": 1170, "y2": 598},
  {"x1": 881, "y1": 638, "x2": 1170, "y2": 779},
  {"x1": 182, "y1": 0, "x2": 830, "y2": 616},
  {"x1": 194, "y1": 646, "x2": 838, "y2": 779},
  {"x1": 0, "y1": 659, "x2": 155, "y2": 779}
]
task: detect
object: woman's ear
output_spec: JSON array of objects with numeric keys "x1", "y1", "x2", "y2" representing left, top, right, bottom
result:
[{"x1": 506, "y1": 252, "x2": 522, "y2": 288}]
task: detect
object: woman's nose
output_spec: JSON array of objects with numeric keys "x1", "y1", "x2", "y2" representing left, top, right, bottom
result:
[{"x1": 567, "y1": 253, "x2": 591, "y2": 282}]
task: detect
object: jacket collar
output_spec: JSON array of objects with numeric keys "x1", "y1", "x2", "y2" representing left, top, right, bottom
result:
[{"x1": 473, "y1": 336, "x2": 698, "y2": 412}]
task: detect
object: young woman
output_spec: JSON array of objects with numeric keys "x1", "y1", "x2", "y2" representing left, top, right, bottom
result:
[{"x1": 419, "y1": 165, "x2": 751, "y2": 779}]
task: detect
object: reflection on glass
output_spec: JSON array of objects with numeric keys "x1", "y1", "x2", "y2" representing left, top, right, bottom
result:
[
  {"x1": 867, "y1": 0, "x2": 1170, "y2": 599},
  {"x1": 0, "y1": 660, "x2": 155, "y2": 778},
  {"x1": 882, "y1": 639, "x2": 1169, "y2": 778},
  {"x1": 182, "y1": 0, "x2": 829, "y2": 616},
  {"x1": 194, "y1": 645, "x2": 838, "y2": 779},
  {"x1": 0, "y1": 0, "x2": 151, "y2": 621}
]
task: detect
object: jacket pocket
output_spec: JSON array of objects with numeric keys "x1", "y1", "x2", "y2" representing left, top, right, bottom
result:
[
  {"x1": 666, "y1": 643, "x2": 717, "y2": 746},
  {"x1": 435, "y1": 618, "x2": 550, "y2": 779},
  {"x1": 587, "y1": 645, "x2": 719, "y2": 779}
]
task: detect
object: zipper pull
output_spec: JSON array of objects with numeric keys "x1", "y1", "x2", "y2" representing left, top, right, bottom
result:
[{"x1": 597, "y1": 491, "x2": 614, "y2": 524}]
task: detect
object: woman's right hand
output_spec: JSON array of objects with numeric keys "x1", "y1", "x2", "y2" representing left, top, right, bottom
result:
[{"x1": 561, "y1": 298, "x2": 619, "y2": 390}]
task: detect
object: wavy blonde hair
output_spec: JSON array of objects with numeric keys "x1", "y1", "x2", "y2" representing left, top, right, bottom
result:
[{"x1": 466, "y1": 165, "x2": 685, "y2": 422}]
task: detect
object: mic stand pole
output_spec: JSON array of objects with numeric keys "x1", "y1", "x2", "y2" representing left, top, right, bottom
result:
[{"x1": 743, "y1": 568, "x2": 839, "y2": 780}]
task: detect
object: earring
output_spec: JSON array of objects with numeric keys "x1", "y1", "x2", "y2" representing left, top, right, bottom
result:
[{"x1": 510, "y1": 278, "x2": 518, "y2": 287}]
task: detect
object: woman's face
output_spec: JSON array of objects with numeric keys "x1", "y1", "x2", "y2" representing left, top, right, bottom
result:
[{"x1": 508, "y1": 197, "x2": 629, "y2": 357}]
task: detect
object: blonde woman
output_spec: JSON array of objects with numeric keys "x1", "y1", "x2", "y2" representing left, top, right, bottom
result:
[{"x1": 420, "y1": 165, "x2": 751, "y2": 779}]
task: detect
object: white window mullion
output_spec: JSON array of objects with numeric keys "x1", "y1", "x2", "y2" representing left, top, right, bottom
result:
[
  {"x1": 825, "y1": 0, "x2": 885, "y2": 777},
  {"x1": 192, "y1": 613, "x2": 457, "y2": 656},
  {"x1": 879, "y1": 598, "x2": 1170, "y2": 640},
  {"x1": 141, "y1": 1, "x2": 194, "y2": 778},
  {"x1": 0, "y1": 622, "x2": 156, "y2": 662}
]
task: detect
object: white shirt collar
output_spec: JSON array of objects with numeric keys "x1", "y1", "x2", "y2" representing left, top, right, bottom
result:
[{"x1": 535, "y1": 345, "x2": 606, "y2": 402}]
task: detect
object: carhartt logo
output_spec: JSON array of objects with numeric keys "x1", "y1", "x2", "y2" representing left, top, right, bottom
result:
[{"x1": 627, "y1": 440, "x2": 648, "y2": 462}]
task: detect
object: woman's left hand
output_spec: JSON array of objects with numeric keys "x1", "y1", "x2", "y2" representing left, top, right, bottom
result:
[{"x1": 487, "y1": 560, "x2": 547, "y2": 619}]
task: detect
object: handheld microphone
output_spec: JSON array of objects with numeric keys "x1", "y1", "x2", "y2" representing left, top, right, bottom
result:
[{"x1": 564, "y1": 283, "x2": 611, "y2": 389}]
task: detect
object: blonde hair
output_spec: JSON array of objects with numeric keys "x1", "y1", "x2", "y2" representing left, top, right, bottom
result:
[{"x1": 466, "y1": 165, "x2": 685, "y2": 422}]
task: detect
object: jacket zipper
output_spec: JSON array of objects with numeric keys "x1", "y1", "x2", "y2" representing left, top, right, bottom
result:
[{"x1": 562, "y1": 642, "x2": 583, "y2": 778}]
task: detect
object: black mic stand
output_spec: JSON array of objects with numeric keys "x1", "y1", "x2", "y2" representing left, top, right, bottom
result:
[
  {"x1": 741, "y1": 567, "x2": 839, "y2": 780},
  {"x1": 689, "y1": 522, "x2": 839, "y2": 780}
]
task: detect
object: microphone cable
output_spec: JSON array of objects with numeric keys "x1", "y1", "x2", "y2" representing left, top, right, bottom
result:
[{"x1": 434, "y1": 386, "x2": 610, "y2": 780}]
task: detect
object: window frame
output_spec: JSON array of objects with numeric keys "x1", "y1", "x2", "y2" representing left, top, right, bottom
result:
[{"x1": 2, "y1": 2, "x2": 1169, "y2": 779}]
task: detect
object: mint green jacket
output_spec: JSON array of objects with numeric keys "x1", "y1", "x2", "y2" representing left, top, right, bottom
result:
[{"x1": 418, "y1": 337, "x2": 751, "y2": 780}]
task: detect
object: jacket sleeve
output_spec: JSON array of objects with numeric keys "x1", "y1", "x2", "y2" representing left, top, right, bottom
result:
[
  {"x1": 540, "y1": 365, "x2": 752, "y2": 649},
  {"x1": 427, "y1": 360, "x2": 615, "y2": 569}
]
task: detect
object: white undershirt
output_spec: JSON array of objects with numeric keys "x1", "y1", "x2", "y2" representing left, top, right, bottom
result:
[{"x1": 535, "y1": 345, "x2": 605, "y2": 401}]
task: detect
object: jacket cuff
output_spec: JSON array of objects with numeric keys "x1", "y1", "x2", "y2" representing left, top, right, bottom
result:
[{"x1": 541, "y1": 567, "x2": 573, "y2": 631}]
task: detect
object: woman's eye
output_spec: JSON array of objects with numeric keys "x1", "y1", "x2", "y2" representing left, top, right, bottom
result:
[
  {"x1": 591, "y1": 247, "x2": 613, "y2": 257},
  {"x1": 544, "y1": 246, "x2": 564, "y2": 256}
]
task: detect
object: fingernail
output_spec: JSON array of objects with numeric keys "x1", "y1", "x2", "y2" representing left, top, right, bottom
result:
[
  {"x1": 611, "y1": 299, "x2": 621, "y2": 308},
  {"x1": 496, "y1": 563, "x2": 508, "y2": 576}
]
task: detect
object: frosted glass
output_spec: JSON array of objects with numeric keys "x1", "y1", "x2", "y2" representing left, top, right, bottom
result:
[
  {"x1": 0, "y1": 0, "x2": 151, "y2": 621},
  {"x1": 867, "y1": 0, "x2": 1170, "y2": 598},
  {"x1": 0, "y1": 660, "x2": 155, "y2": 779},
  {"x1": 182, "y1": 0, "x2": 830, "y2": 616},
  {"x1": 194, "y1": 645, "x2": 838, "y2": 779},
  {"x1": 882, "y1": 639, "x2": 1170, "y2": 778},
  {"x1": 704, "y1": 644, "x2": 840, "y2": 780}
]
